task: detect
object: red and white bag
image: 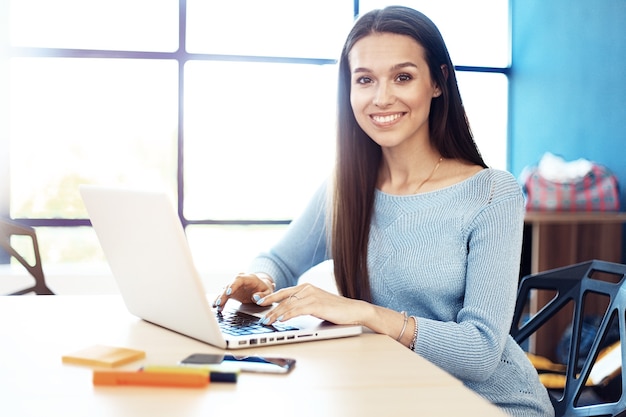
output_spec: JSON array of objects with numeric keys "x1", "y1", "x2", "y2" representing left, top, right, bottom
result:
[{"x1": 520, "y1": 154, "x2": 620, "y2": 212}]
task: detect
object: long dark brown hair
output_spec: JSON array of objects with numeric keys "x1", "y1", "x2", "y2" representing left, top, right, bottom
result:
[{"x1": 331, "y1": 6, "x2": 487, "y2": 302}]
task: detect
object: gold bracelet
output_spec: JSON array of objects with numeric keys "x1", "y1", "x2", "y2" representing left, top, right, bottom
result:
[
  {"x1": 396, "y1": 311, "x2": 408, "y2": 341},
  {"x1": 409, "y1": 316, "x2": 418, "y2": 350}
]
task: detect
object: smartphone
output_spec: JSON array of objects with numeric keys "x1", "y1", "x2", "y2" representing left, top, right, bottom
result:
[{"x1": 180, "y1": 353, "x2": 296, "y2": 374}]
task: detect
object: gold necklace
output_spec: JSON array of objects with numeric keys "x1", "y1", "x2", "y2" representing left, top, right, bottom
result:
[{"x1": 413, "y1": 157, "x2": 443, "y2": 193}]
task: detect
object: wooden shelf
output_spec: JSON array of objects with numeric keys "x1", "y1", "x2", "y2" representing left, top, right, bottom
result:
[{"x1": 524, "y1": 211, "x2": 626, "y2": 225}]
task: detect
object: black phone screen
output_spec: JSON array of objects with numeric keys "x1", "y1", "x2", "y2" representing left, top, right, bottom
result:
[{"x1": 180, "y1": 353, "x2": 296, "y2": 374}]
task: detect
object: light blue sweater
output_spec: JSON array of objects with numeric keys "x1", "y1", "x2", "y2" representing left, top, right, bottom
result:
[{"x1": 249, "y1": 169, "x2": 554, "y2": 417}]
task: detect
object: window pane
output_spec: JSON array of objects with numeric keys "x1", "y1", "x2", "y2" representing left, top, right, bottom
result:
[
  {"x1": 33, "y1": 226, "x2": 106, "y2": 265},
  {"x1": 186, "y1": 0, "x2": 354, "y2": 59},
  {"x1": 185, "y1": 224, "x2": 288, "y2": 292},
  {"x1": 9, "y1": 0, "x2": 179, "y2": 52},
  {"x1": 457, "y1": 72, "x2": 508, "y2": 170},
  {"x1": 358, "y1": 0, "x2": 510, "y2": 67},
  {"x1": 9, "y1": 58, "x2": 178, "y2": 218},
  {"x1": 184, "y1": 61, "x2": 337, "y2": 221}
]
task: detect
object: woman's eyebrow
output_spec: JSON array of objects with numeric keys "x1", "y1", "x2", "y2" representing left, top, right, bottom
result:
[
  {"x1": 352, "y1": 62, "x2": 418, "y2": 74},
  {"x1": 352, "y1": 67, "x2": 371, "y2": 74},
  {"x1": 391, "y1": 62, "x2": 418, "y2": 71}
]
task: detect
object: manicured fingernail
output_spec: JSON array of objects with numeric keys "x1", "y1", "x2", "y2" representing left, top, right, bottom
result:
[
  {"x1": 215, "y1": 298, "x2": 221, "y2": 306},
  {"x1": 258, "y1": 316, "x2": 269, "y2": 325},
  {"x1": 226, "y1": 287, "x2": 232, "y2": 296},
  {"x1": 276, "y1": 315, "x2": 284, "y2": 322},
  {"x1": 253, "y1": 294, "x2": 261, "y2": 302}
]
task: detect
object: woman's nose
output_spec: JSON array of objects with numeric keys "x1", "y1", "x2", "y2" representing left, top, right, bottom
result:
[{"x1": 373, "y1": 83, "x2": 394, "y2": 108}]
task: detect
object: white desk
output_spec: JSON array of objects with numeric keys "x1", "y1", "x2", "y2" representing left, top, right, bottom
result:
[{"x1": 0, "y1": 295, "x2": 507, "y2": 417}]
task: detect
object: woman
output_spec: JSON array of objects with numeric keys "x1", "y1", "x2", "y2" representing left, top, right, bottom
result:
[{"x1": 214, "y1": 6, "x2": 553, "y2": 416}]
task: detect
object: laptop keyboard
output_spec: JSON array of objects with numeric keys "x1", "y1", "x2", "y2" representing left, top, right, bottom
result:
[{"x1": 216, "y1": 310, "x2": 297, "y2": 336}]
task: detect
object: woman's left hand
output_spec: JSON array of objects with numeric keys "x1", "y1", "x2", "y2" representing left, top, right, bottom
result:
[{"x1": 254, "y1": 283, "x2": 369, "y2": 326}]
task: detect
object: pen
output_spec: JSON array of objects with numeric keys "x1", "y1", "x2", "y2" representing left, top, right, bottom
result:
[
  {"x1": 93, "y1": 370, "x2": 209, "y2": 388},
  {"x1": 142, "y1": 365, "x2": 238, "y2": 383}
]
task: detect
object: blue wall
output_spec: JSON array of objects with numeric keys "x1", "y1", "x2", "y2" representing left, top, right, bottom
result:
[{"x1": 510, "y1": 0, "x2": 626, "y2": 210}]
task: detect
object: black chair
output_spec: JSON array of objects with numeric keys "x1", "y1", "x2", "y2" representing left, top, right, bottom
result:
[
  {"x1": 511, "y1": 260, "x2": 626, "y2": 417},
  {"x1": 0, "y1": 218, "x2": 54, "y2": 295}
]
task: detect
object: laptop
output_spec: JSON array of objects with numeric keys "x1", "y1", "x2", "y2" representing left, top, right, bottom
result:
[{"x1": 79, "y1": 185, "x2": 362, "y2": 350}]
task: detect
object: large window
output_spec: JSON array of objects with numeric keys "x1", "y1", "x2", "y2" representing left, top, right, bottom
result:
[{"x1": 2, "y1": 0, "x2": 510, "y2": 276}]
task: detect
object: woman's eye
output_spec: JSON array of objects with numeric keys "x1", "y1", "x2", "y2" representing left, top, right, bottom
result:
[
  {"x1": 355, "y1": 76, "x2": 373, "y2": 84},
  {"x1": 396, "y1": 73, "x2": 412, "y2": 82}
]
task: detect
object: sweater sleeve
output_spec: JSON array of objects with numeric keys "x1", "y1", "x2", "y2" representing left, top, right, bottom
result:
[
  {"x1": 414, "y1": 174, "x2": 525, "y2": 382},
  {"x1": 247, "y1": 181, "x2": 331, "y2": 290}
]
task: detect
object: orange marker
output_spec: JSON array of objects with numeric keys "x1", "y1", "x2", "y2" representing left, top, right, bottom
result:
[{"x1": 93, "y1": 370, "x2": 209, "y2": 388}]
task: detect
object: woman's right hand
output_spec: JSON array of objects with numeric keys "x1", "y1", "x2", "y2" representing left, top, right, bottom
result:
[{"x1": 212, "y1": 272, "x2": 275, "y2": 312}]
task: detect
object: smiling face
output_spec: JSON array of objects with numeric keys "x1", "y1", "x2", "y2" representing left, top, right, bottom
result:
[{"x1": 348, "y1": 32, "x2": 441, "y2": 151}]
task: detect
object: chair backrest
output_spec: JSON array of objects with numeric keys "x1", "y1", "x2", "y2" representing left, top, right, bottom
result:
[
  {"x1": 511, "y1": 260, "x2": 626, "y2": 417},
  {"x1": 0, "y1": 218, "x2": 54, "y2": 295}
]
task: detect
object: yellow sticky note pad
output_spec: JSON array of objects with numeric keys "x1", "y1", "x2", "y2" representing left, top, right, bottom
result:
[{"x1": 62, "y1": 345, "x2": 146, "y2": 368}]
